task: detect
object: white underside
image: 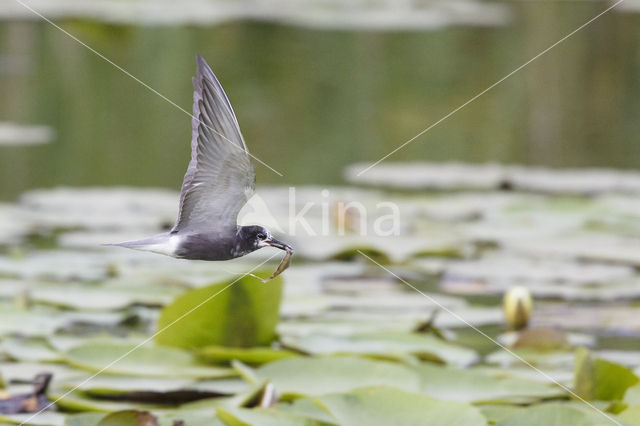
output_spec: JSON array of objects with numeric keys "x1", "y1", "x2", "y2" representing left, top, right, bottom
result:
[{"x1": 125, "y1": 235, "x2": 182, "y2": 257}]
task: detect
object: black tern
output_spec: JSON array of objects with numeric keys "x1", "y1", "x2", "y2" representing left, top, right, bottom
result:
[{"x1": 109, "y1": 55, "x2": 293, "y2": 279}]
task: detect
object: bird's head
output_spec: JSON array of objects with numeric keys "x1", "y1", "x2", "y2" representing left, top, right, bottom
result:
[{"x1": 241, "y1": 225, "x2": 292, "y2": 252}]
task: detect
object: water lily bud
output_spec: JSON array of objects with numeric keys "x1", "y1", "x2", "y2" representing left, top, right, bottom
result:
[{"x1": 503, "y1": 286, "x2": 533, "y2": 330}]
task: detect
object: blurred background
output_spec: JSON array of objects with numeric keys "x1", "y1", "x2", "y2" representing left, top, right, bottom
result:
[
  {"x1": 1, "y1": 1, "x2": 640, "y2": 425},
  {"x1": 1, "y1": 0, "x2": 639, "y2": 199}
]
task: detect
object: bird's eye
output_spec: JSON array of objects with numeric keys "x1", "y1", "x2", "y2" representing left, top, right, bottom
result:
[{"x1": 257, "y1": 233, "x2": 266, "y2": 240}]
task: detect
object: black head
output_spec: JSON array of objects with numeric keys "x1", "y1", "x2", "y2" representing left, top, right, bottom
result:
[{"x1": 239, "y1": 225, "x2": 292, "y2": 252}]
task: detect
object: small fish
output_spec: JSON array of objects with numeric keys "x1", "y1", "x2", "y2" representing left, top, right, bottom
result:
[{"x1": 263, "y1": 246, "x2": 293, "y2": 282}]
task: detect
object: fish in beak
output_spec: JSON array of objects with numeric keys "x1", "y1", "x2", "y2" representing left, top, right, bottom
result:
[{"x1": 264, "y1": 237, "x2": 293, "y2": 252}]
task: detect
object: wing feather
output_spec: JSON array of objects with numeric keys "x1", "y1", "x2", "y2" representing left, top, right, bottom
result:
[{"x1": 172, "y1": 55, "x2": 255, "y2": 233}]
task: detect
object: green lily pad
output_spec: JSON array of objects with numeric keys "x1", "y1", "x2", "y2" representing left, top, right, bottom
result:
[
  {"x1": 66, "y1": 376, "x2": 249, "y2": 397},
  {"x1": 316, "y1": 386, "x2": 486, "y2": 426},
  {"x1": 1, "y1": 337, "x2": 62, "y2": 362},
  {"x1": 97, "y1": 410, "x2": 158, "y2": 426},
  {"x1": 155, "y1": 274, "x2": 283, "y2": 349},
  {"x1": 282, "y1": 332, "x2": 477, "y2": 367},
  {"x1": 619, "y1": 405, "x2": 640, "y2": 425},
  {"x1": 479, "y1": 405, "x2": 524, "y2": 424},
  {"x1": 30, "y1": 282, "x2": 183, "y2": 310},
  {"x1": 0, "y1": 412, "x2": 66, "y2": 426},
  {"x1": 574, "y1": 347, "x2": 639, "y2": 402},
  {"x1": 496, "y1": 403, "x2": 620, "y2": 426},
  {"x1": 415, "y1": 363, "x2": 564, "y2": 403},
  {"x1": 275, "y1": 398, "x2": 339, "y2": 424},
  {"x1": 624, "y1": 383, "x2": 640, "y2": 405},
  {"x1": 198, "y1": 346, "x2": 299, "y2": 365},
  {"x1": 217, "y1": 407, "x2": 327, "y2": 426},
  {"x1": 65, "y1": 342, "x2": 234, "y2": 378},
  {"x1": 255, "y1": 356, "x2": 420, "y2": 398},
  {"x1": 65, "y1": 412, "x2": 108, "y2": 426}
]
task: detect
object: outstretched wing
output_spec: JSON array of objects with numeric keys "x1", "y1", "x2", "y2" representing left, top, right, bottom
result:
[{"x1": 172, "y1": 55, "x2": 255, "y2": 233}]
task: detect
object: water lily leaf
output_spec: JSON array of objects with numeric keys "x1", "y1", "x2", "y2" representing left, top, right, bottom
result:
[
  {"x1": 52, "y1": 390, "x2": 163, "y2": 413},
  {"x1": 198, "y1": 346, "x2": 299, "y2": 365},
  {"x1": 315, "y1": 386, "x2": 486, "y2": 426},
  {"x1": 485, "y1": 348, "x2": 575, "y2": 369},
  {"x1": 574, "y1": 347, "x2": 639, "y2": 402},
  {"x1": 155, "y1": 274, "x2": 283, "y2": 349},
  {"x1": 624, "y1": 383, "x2": 640, "y2": 405},
  {"x1": 65, "y1": 408, "x2": 225, "y2": 426},
  {"x1": 496, "y1": 403, "x2": 620, "y2": 426},
  {"x1": 66, "y1": 412, "x2": 108, "y2": 426},
  {"x1": 479, "y1": 405, "x2": 524, "y2": 423},
  {"x1": 97, "y1": 410, "x2": 159, "y2": 426},
  {"x1": 67, "y1": 376, "x2": 249, "y2": 398},
  {"x1": 217, "y1": 406, "x2": 326, "y2": 426},
  {"x1": 255, "y1": 356, "x2": 420, "y2": 398},
  {"x1": 0, "y1": 411, "x2": 67, "y2": 425},
  {"x1": 0, "y1": 305, "x2": 69, "y2": 337},
  {"x1": 1, "y1": 337, "x2": 62, "y2": 362},
  {"x1": 30, "y1": 282, "x2": 183, "y2": 311},
  {"x1": 282, "y1": 332, "x2": 477, "y2": 367},
  {"x1": 275, "y1": 398, "x2": 339, "y2": 424},
  {"x1": 415, "y1": 363, "x2": 564, "y2": 403},
  {"x1": 65, "y1": 342, "x2": 234, "y2": 378},
  {"x1": 619, "y1": 405, "x2": 640, "y2": 425}
]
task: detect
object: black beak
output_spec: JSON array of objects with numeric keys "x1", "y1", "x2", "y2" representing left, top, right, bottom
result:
[{"x1": 264, "y1": 238, "x2": 292, "y2": 252}]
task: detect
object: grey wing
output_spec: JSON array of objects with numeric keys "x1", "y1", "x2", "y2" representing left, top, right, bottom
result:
[{"x1": 172, "y1": 55, "x2": 255, "y2": 233}]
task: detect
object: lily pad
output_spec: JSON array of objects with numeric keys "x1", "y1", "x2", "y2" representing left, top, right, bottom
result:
[
  {"x1": 97, "y1": 410, "x2": 159, "y2": 426},
  {"x1": 65, "y1": 342, "x2": 234, "y2": 378},
  {"x1": 67, "y1": 376, "x2": 249, "y2": 398},
  {"x1": 282, "y1": 332, "x2": 477, "y2": 367},
  {"x1": 255, "y1": 356, "x2": 420, "y2": 398},
  {"x1": 1, "y1": 337, "x2": 62, "y2": 362},
  {"x1": 0, "y1": 411, "x2": 66, "y2": 426},
  {"x1": 217, "y1": 406, "x2": 327, "y2": 426},
  {"x1": 155, "y1": 274, "x2": 283, "y2": 349},
  {"x1": 415, "y1": 363, "x2": 564, "y2": 403},
  {"x1": 316, "y1": 386, "x2": 486, "y2": 426},
  {"x1": 198, "y1": 346, "x2": 299, "y2": 365},
  {"x1": 496, "y1": 403, "x2": 620, "y2": 426},
  {"x1": 574, "y1": 347, "x2": 639, "y2": 402}
]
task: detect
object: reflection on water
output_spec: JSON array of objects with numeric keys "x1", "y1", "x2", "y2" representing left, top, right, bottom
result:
[{"x1": 0, "y1": 1, "x2": 639, "y2": 200}]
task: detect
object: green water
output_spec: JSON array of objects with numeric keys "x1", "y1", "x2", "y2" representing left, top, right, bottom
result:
[{"x1": 1, "y1": 1, "x2": 639, "y2": 200}]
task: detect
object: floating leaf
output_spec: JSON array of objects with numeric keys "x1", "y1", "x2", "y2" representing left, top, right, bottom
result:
[
  {"x1": 574, "y1": 347, "x2": 639, "y2": 401},
  {"x1": 316, "y1": 386, "x2": 486, "y2": 426},
  {"x1": 255, "y1": 356, "x2": 420, "y2": 398},
  {"x1": 65, "y1": 342, "x2": 234, "y2": 378},
  {"x1": 97, "y1": 410, "x2": 159, "y2": 426},
  {"x1": 282, "y1": 332, "x2": 477, "y2": 367},
  {"x1": 155, "y1": 274, "x2": 283, "y2": 349},
  {"x1": 1, "y1": 337, "x2": 62, "y2": 362},
  {"x1": 619, "y1": 405, "x2": 640, "y2": 425},
  {"x1": 198, "y1": 346, "x2": 299, "y2": 365},
  {"x1": 415, "y1": 363, "x2": 564, "y2": 403},
  {"x1": 67, "y1": 376, "x2": 249, "y2": 398},
  {"x1": 275, "y1": 398, "x2": 339, "y2": 424},
  {"x1": 496, "y1": 403, "x2": 619, "y2": 426},
  {"x1": 0, "y1": 411, "x2": 66, "y2": 426},
  {"x1": 217, "y1": 406, "x2": 326, "y2": 426}
]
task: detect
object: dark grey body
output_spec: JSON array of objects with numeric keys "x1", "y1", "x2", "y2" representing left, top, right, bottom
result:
[
  {"x1": 175, "y1": 227, "x2": 258, "y2": 260},
  {"x1": 109, "y1": 225, "x2": 288, "y2": 261}
]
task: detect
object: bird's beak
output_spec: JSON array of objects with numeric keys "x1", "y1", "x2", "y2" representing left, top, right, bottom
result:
[{"x1": 264, "y1": 238, "x2": 292, "y2": 252}]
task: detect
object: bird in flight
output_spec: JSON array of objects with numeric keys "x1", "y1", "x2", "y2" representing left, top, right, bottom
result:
[{"x1": 108, "y1": 55, "x2": 292, "y2": 279}]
